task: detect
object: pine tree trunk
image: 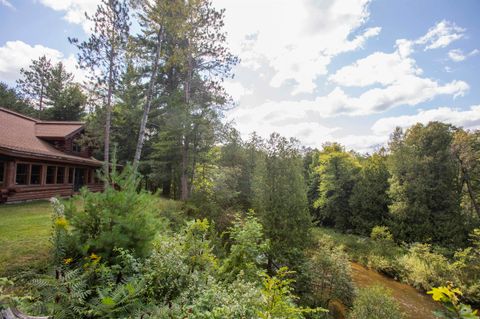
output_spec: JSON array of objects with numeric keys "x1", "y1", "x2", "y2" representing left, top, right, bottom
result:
[
  {"x1": 133, "y1": 28, "x2": 164, "y2": 169},
  {"x1": 181, "y1": 138, "x2": 189, "y2": 200},
  {"x1": 104, "y1": 44, "x2": 115, "y2": 188},
  {"x1": 39, "y1": 83, "x2": 44, "y2": 111},
  {"x1": 180, "y1": 53, "x2": 193, "y2": 201},
  {"x1": 189, "y1": 122, "x2": 199, "y2": 195}
]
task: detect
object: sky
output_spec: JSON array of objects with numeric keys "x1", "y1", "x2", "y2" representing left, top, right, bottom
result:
[{"x1": 1, "y1": 0, "x2": 479, "y2": 152}]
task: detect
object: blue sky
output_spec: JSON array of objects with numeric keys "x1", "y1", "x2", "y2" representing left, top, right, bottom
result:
[{"x1": 1, "y1": 0, "x2": 479, "y2": 152}]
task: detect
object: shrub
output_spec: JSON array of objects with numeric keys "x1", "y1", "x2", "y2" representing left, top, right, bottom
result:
[
  {"x1": 219, "y1": 212, "x2": 269, "y2": 282},
  {"x1": 370, "y1": 226, "x2": 393, "y2": 242},
  {"x1": 368, "y1": 226, "x2": 401, "y2": 276},
  {"x1": 305, "y1": 235, "x2": 355, "y2": 308},
  {"x1": 349, "y1": 286, "x2": 404, "y2": 319},
  {"x1": 64, "y1": 165, "x2": 158, "y2": 263},
  {"x1": 428, "y1": 285, "x2": 479, "y2": 319},
  {"x1": 142, "y1": 234, "x2": 190, "y2": 304},
  {"x1": 258, "y1": 267, "x2": 327, "y2": 319},
  {"x1": 397, "y1": 243, "x2": 452, "y2": 291},
  {"x1": 452, "y1": 228, "x2": 480, "y2": 305},
  {"x1": 27, "y1": 250, "x2": 147, "y2": 319}
]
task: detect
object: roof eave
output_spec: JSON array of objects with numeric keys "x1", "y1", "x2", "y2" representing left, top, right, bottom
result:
[{"x1": 0, "y1": 146, "x2": 102, "y2": 167}]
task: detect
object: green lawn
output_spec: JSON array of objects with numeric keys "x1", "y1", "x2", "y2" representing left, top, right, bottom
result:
[
  {"x1": 0, "y1": 200, "x2": 52, "y2": 275},
  {"x1": 0, "y1": 197, "x2": 184, "y2": 276}
]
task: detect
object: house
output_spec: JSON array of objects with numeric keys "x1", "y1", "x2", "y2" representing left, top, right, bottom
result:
[{"x1": 0, "y1": 107, "x2": 103, "y2": 203}]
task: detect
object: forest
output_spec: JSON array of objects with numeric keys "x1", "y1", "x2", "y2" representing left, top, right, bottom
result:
[{"x1": 0, "y1": 0, "x2": 479, "y2": 318}]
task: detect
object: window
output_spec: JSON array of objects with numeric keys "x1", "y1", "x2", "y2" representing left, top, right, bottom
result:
[
  {"x1": 73, "y1": 141, "x2": 82, "y2": 153},
  {"x1": 68, "y1": 167, "x2": 74, "y2": 184},
  {"x1": 30, "y1": 165, "x2": 42, "y2": 185},
  {"x1": 0, "y1": 162, "x2": 4, "y2": 185},
  {"x1": 46, "y1": 166, "x2": 56, "y2": 184},
  {"x1": 90, "y1": 169, "x2": 95, "y2": 184},
  {"x1": 57, "y1": 167, "x2": 65, "y2": 184},
  {"x1": 16, "y1": 164, "x2": 29, "y2": 185}
]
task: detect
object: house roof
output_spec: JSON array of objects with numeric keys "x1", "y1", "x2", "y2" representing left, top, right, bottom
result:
[
  {"x1": 35, "y1": 122, "x2": 84, "y2": 139},
  {"x1": 0, "y1": 107, "x2": 102, "y2": 166}
]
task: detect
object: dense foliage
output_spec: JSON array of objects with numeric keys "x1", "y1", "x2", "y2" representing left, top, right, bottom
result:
[
  {"x1": 349, "y1": 286, "x2": 404, "y2": 319},
  {"x1": 2, "y1": 0, "x2": 480, "y2": 317},
  {"x1": 4, "y1": 171, "x2": 335, "y2": 318}
]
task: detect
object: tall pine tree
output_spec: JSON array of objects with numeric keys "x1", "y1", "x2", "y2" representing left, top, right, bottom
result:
[{"x1": 69, "y1": 0, "x2": 130, "y2": 181}]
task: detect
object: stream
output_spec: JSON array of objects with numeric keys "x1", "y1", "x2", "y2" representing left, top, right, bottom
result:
[{"x1": 350, "y1": 262, "x2": 441, "y2": 319}]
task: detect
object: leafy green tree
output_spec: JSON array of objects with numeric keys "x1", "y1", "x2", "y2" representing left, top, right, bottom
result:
[
  {"x1": 350, "y1": 152, "x2": 391, "y2": 235},
  {"x1": 43, "y1": 84, "x2": 87, "y2": 121},
  {"x1": 45, "y1": 61, "x2": 73, "y2": 103},
  {"x1": 452, "y1": 129, "x2": 480, "y2": 219},
  {"x1": 253, "y1": 133, "x2": 313, "y2": 272},
  {"x1": 171, "y1": 0, "x2": 238, "y2": 200},
  {"x1": 0, "y1": 82, "x2": 36, "y2": 116},
  {"x1": 131, "y1": 0, "x2": 170, "y2": 167},
  {"x1": 305, "y1": 235, "x2": 355, "y2": 308},
  {"x1": 388, "y1": 122, "x2": 466, "y2": 246},
  {"x1": 70, "y1": 0, "x2": 130, "y2": 180},
  {"x1": 220, "y1": 212, "x2": 269, "y2": 282},
  {"x1": 16, "y1": 55, "x2": 52, "y2": 111},
  {"x1": 111, "y1": 63, "x2": 143, "y2": 164},
  {"x1": 313, "y1": 143, "x2": 360, "y2": 231}
]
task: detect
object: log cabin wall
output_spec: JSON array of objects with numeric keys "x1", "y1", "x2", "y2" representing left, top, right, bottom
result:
[
  {"x1": 0, "y1": 107, "x2": 103, "y2": 203},
  {"x1": 0, "y1": 158, "x2": 102, "y2": 203}
]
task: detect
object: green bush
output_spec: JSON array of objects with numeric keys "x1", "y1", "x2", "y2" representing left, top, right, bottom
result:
[
  {"x1": 219, "y1": 212, "x2": 269, "y2": 282},
  {"x1": 370, "y1": 226, "x2": 394, "y2": 242},
  {"x1": 258, "y1": 267, "x2": 326, "y2": 319},
  {"x1": 452, "y1": 228, "x2": 480, "y2": 305},
  {"x1": 397, "y1": 243, "x2": 452, "y2": 291},
  {"x1": 305, "y1": 235, "x2": 356, "y2": 308},
  {"x1": 428, "y1": 285, "x2": 479, "y2": 319},
  {"x1": 64, "y1": 165, "x2": 158, "y2": 263},
  {"x1": 367, "y1": 226, "x2": 401, "y2": 276},
  {"x1": 349, "y1": 286, "x2": 404, "y2": 319}
]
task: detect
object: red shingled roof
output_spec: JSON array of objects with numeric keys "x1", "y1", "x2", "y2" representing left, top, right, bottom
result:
[
  {"x1": 35, "y1": 122, "x2": 84, "y2": 139},
  {"x1": 0, "y1": 107, "x2": 102, "y2": 166}
]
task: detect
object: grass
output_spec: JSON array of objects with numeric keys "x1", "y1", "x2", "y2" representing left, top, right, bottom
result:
[
  {"x1": 0, "y1": 200, "x2": 53, "y2": 275},
  {"x1": 312, "y1": 227, "x2": 379, "y2": 263},
  {"x1": 312, "y1": 227, "x2": 406, "y2": 274},
  {"x1": 0, "y1": 197, "x2": 185, "y2": 276}
]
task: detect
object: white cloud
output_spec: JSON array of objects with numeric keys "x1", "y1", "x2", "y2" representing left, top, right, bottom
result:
[
  {"x1": 336, "y1": 134, "x2": 387, "y2": 153},
  {"x1": 0, "y1": 40, "x2": 86, "y2": 84},
  {"x1": 448, "y1": 49, "x2": 466, "y2": 62},
  {"x1": 335, "y1": 105, "x2": 480, "y2": 153},
  {"x1": 38, "y1": 0, "x2": 99, "y2": 33},
  {"x1": 227, "y1": 98, "x2": 341, "y2": 148},
  {"x1": 0, "y1": 0, "x2": 15, "y2": 10},
  {"x1": 223, "y1": 81, "x2": 253, "y2": 102},
  {"x1": 329, "y1": 41, "x2": 421, "y2": 87},
  {"x1": 417, "y1": 20, "x2": 465, "y2": 50},
  {"x1": 327, "y1": 34, "x2": 469, "y2": 114},
  {"x1": 372, "y1": 105, "x2": 480, "y2": 135},
  {"x1": 448, "y1": 48, "x2": 479, "y2": 62},
  {"x1": 214, "y1": 0, "x2": 380, "y2": 94}
]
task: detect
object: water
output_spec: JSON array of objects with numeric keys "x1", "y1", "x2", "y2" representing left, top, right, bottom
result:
[{"x1": 350, "y1": 262, "x2": 441, "y2": 319}]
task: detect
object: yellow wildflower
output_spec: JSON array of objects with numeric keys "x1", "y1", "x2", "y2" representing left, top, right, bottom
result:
[
  {"x1": 90, "y1": 253, "x2": 101, "y2": 262},
  {"x1": 64, "y1": 257, "x2": 73, "y2": 265},
  {"x1": 54, "y1": 217, "x2": 68, "y2": 228}
]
